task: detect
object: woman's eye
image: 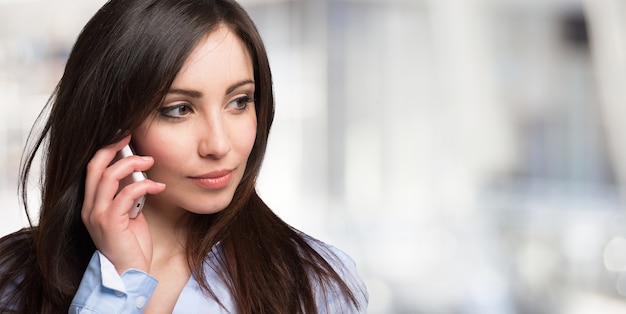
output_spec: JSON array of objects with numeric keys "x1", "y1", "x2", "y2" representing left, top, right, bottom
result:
[
  {"x1": 229, "y1": 96, "x2": 254, "y2": 111},
  {"x1": 159, "y1": 104, "x2": 192, "y2": 118}
]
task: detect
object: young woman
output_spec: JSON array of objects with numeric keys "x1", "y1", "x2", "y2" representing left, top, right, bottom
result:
[{"x1": 0, "y1": 0, "x2": 368, "y2": 313}]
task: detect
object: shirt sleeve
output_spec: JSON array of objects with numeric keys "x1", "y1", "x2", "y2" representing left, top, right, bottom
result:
[
  {"x1": 310, "y1": 242, "x2": 369, "y2": 314},
  {"x1": 69, "y1": 251, "x2": 158, "y2": 314}
]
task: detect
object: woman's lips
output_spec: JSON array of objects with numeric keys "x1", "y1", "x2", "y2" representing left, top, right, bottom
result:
[{"x1": 190, "y1": 170, "x2": 233, "y2": 190}]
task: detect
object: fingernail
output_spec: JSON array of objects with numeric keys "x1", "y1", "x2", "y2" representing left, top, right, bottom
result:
[
  {"x1": 156, "y1": 182, "x2": 166, "y2": 188},
  {"x1": 141, "y1": 156, "x2": 153, "y2": 161}
]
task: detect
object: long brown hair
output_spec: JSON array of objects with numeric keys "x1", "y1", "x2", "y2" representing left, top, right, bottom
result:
[{"x1": 0, "y1": 0, "x2": 365, "y2": 313}]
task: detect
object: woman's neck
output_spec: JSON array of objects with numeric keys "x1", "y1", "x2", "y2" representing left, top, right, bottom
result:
[
  {"x1": 141, "y1": 204, "x2": 192, "y2": 313},
  {"x1": 141, "y1": 203, "x2": 188, "y2": 263}
]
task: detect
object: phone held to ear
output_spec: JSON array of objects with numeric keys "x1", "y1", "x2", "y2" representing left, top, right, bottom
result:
[{"x1": 114, "y1": 144, "x2": 147, "y2": 218}]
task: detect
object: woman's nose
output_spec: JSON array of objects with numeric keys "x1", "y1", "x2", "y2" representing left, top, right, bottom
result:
[{"x1": 197, "y1": 116, "x2": 231, "y2": 159}]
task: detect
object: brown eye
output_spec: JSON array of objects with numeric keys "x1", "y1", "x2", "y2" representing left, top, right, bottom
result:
[
  {"x1": 159, "y1": 103, "x2": 193, "y2": 118},
  {"x1": 228, "y1": 96, "x2": 254, "y2": 111}
]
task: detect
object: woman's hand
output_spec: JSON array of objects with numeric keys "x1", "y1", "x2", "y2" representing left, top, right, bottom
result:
[{"x1": 81, "y1": 135, "x2": 166, "y2": 275}]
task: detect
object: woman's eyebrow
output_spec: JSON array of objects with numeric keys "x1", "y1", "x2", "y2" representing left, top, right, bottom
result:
[
  {"x1": 226, "y1": 79, "x2": 254, "y2": 94},
  {"x1": 167, "y1": 79, "x2": 254, "y2": 98},
  {"x1": 168, "y1": 88, "x2": 202, "y2": 98}
]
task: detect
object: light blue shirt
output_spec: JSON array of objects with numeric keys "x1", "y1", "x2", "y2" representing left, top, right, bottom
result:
[{"x1": 69, "y1": 240, "x2": 368, "y2": 313}]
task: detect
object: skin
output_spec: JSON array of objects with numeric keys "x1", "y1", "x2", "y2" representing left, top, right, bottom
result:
[{"x1": 81, "y1": 25, "x2": 257, "y2": 312}]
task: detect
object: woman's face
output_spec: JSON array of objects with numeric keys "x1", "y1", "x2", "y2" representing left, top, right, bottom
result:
[{"x1": 132, "y1": 26, "x2": 257, "y2": 216}]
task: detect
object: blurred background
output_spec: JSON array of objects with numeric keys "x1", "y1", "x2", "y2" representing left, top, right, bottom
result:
[{"x1": 2, "y1": 0, "x2": 626, "y2": 313}]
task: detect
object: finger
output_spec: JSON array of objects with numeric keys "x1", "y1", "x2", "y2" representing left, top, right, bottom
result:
[
  {"x1": 112, "y1": 180, "x2": 166, "y2": 216},
  {"x1": 91, "y1": 155, "x2": 155, "y2": 217},
  {"x1": 83, "y1": 136, "x2": 131, "y2": 221}
]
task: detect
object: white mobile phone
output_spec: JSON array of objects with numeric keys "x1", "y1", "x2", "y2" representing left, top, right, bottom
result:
[{"x1": 115, "y1": 144, "x2": 147, "y2": 218}]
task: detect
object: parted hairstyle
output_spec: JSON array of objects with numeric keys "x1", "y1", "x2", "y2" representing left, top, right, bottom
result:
[{"x1": 0, "y1": 0, "x2": 363, "y2": 313}]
